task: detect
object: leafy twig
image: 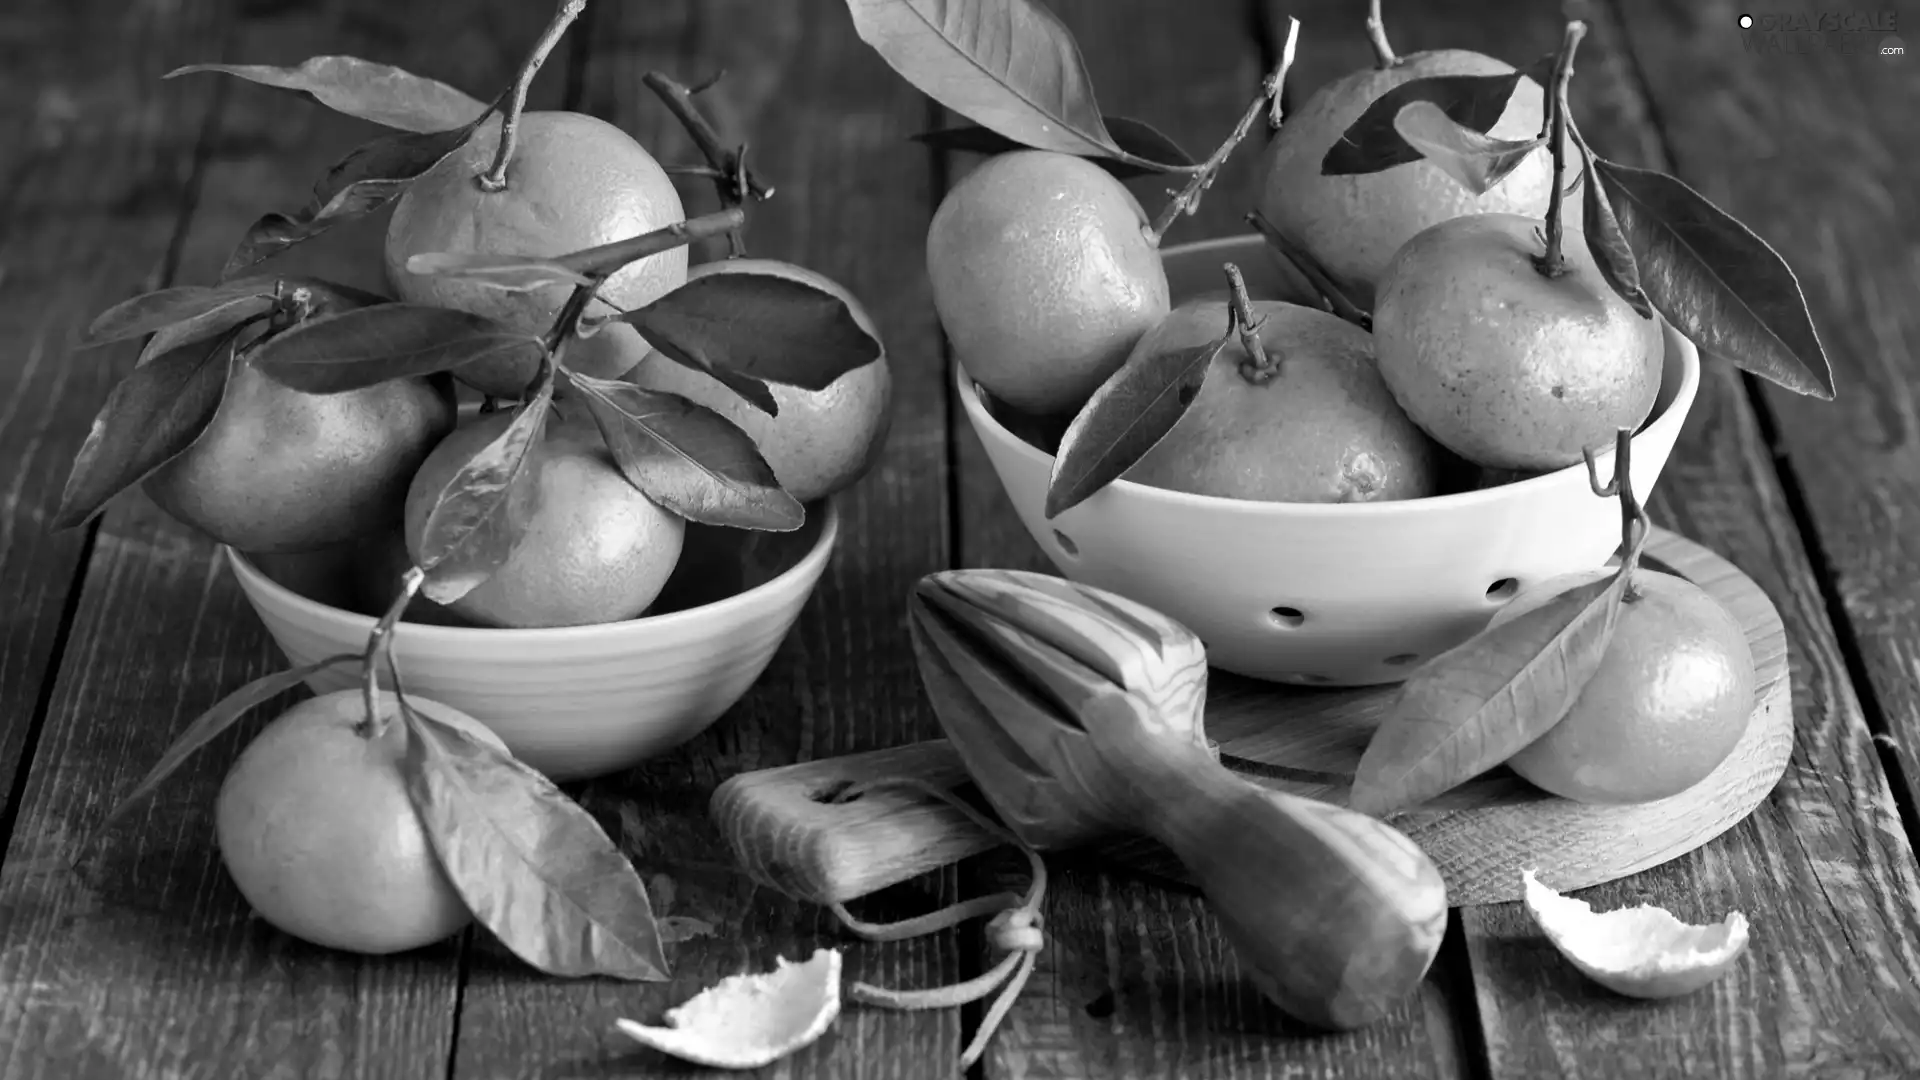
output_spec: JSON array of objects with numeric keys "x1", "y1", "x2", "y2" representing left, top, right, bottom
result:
[
  {"x1": 358, "y1": 567, "x2": 424, "y2": 739},
  {"x1": 480, "y1": 0, "x2": 588, "y2": 192},
  {"x1": 1367, "y1": 0, "x2": 1399, "y2": 68},
  {"x1": 1226, "y1": 264, "x2": 1277, "y2": 384},
  {"x1": 1149, "y1": 17, "x2": 1298, "y2": 244},
  {"x1": 1583, "y1": 428, "x2": 1648, "y2": 598},
  {"x1": 1532, "y1": 20, "x2": 1587, "y2": 278},
  {"x1": 1246, "y1": 209, "x2": 1372, "y2": 330}
]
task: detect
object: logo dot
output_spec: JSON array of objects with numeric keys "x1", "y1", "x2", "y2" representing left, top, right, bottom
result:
[{"x1": 1739, "y1": 13, "x2": 1754, "y2": 28}]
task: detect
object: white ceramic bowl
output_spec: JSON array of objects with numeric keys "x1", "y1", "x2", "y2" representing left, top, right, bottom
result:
[
  {"x1": 228, "y1": 503, "x2": 839, "y2": 780},
  {"x1": 959, "y1": 234, "x2": 1701, "y2": 687}
]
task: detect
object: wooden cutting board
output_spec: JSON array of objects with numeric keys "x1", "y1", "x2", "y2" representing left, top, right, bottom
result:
[{"x1": 710, "y1": 528, "x2": 1794, "y2": 907}]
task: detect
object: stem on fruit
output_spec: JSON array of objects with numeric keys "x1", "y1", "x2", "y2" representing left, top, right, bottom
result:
[
  {"x1": 1367, "y1": 0, "x2": 1399, "y2": 67},
  {"x1": 1246, "y1": 210, "x2": 1371, "y2": 330},
  {"x1": 1226, "y1": 263, "x2": 1279, "y2": 384},
  {"x1": 1148, "y1": 19, "x2": 1298, "y2": 246},
  {"x1": 1584, "y1": 428, "x2": 1647, "y2": 600},
  {"x1": 357, "y1": 567, "x2": 424, "y2": 739},
  {"x1": 478, "y1": 0, "x2": 588, "y2": 193},
  {"x1": 1530, "y1": 20, "x2": 1587, "y2": 279},
  {"x1": 644, "y1": 70, "x2": 773, "y2": 257}
]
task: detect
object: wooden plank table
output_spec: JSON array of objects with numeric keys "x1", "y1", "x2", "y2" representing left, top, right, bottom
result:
[{"x1": 0, "y1": 0, "x2": 1914, "y2": 1076}]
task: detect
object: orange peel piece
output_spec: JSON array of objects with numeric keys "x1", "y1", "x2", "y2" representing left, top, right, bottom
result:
[
  {"x1": 1522, "y1": 869, "x2": 1749, "y2": 999},
  {"x1": 615, "y1": 947, "x2": 842, "y2": 1070}
]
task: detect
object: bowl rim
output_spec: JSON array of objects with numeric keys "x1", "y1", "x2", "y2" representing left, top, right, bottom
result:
[
  {"x1": 958, "y1": 232, "x2": 1703, "y2": 519},
  {"x1": 225, "y1": 497, "x2": 842, "y2": 642}
]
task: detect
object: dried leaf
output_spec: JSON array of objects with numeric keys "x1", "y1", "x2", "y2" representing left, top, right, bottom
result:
[
  {"x1": 86, "y1": 654, "x2": 362, "y2": 846},
  {"x1": 403, "y1": 252, "x2": 597, "y2": 293},
  {"x1": 250, "y1": 303, "x2": 545, "y2": 394},
  {"x1": 401, "y1": 703, "x2": 669, "y2": 980},
  {"x1": 573, "y1": 374, "x2": 804, "y2": 532},
  {"x1": 1045, "y1": 331, "x2": 1230, "y2": 518},
  {"x1": 622, "y1": 271, "x2": 882, "y2": 392},
  {"x1": 1322, "y1": 55, "x2": 1553, "y2": 176},
  {"x1": 910, "y1": 112, "x2": 1195, "y2": 177},
  {"x1": 416, "y1": 380, "x2": 554, "y2": 604},
  {"x1": 1579, "y1": 151, "x2": 1652, "y2": 319},
  {"x1": 1594, "y1": 158, "x2": 1833, "y2": 399},
  {"x1": 1349, "y1": 571, "x2": 1628, "y2": 817},
  {"x1": 845, "y1": 0, "x2": 1167, "y2": 171},
  {"x1": 167, "y1": 56, "x2": 490, "y2": 133},
  {"x1": 53, "y1": 329, "x2": 241, "y2": 529},
  {"x1": 1391, "y1": 100, "x2": 1546, "y2": 196},
  {"x1": 221, "y1": 118, "x2": 488, "y2": 279}
]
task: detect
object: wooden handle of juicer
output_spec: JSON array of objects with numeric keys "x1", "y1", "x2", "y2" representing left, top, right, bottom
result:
[
  {"x1": 1118, "y1": 742, "x2": 1450, "y2": 1031},
  {"x1": 708, "y1": 740, "x2": 1001, "y2": 905}
]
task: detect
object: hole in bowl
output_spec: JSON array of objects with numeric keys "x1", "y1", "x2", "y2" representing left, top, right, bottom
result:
[
  {"x1": 1053, "y1": 530, "x2": 1079, "y2": 557},
  {"x1": 1268, "y1": 606, "x2": 1305, "y2": 629},
  {"x1": 1486, "y1": 578, "x2": 1519, "y2": 602},
  {"x1": 1384, "y1": 653, "x2": 1420, "y2": 667}
]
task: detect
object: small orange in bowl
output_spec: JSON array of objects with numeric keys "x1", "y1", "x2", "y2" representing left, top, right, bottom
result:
[{"x1": 227, "y1": 504, "x2": 839, "y2": 781}]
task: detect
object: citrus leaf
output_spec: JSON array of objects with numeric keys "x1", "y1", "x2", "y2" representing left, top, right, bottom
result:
[
  {"x1": 1578, "y1": 150, "x2": 1652, "y2": 320},
  {"x1": 221, "y1": 116, "x2": 490, "y2": 280},
  {"x1": 1391, "y1": 100, "x2": 1546, "y2": 196},
  {"x1": 403, "y1": 252, "x2": 596, "y2": 293},
  {"x1": 85, "y1": 653, "x2": 362, "y2": 849},
  {"x1": 572, "y1": 374, "x2": 803, "y2": 532},
  {"x1": 1044, "y1": 330, "x2": 1230, "y2": 519},
  {"x1": 250, "y1": 303, "x2": 545, "y2": 394},
  {"x1": 166, "y1": 56, "x2": 490, "y2": 133},
  {"x1": 910, "y1": 112, "x2": 1195, "y2": 177},
  {"x1": 621, "y1": 271, "x2": 881, "y2": 392},
  {"x1": 134, "y1": 296, "x2": 275, "y2": 368},
  {"x1": 1349, "y1": 571, "x2": 1629, "y2": 818},
  {"x1": 52, "y1": 329, "x2": 241, "y2": 530},
  {"x1": 1322, "y1": 54, "x2": 1554, "y2": 176},
  {"x1": 416, "y1": 379, "x2": 554, "y2": 604},
  {"x1": 401, "y1": 702, "x2": 669, "y2": 980},
  {"x1": 845, "y1": 0, "x2": 1165, "y2": 170},
  {"x1": 83, "y1": 280, "x2": 276, "y2": 346},
  {"x1": 1593, "y1": 158, "x2": 1834, "y2": 399}
]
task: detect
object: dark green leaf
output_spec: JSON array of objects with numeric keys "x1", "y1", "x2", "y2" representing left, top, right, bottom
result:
[
  {"x1": 1348, "y1": 572, "x2": 1628, "y2": 817},
  {"x1": 224, "y1": 104, "x2": 495, "y2": 281},
  {"x1": 401, "y1": 699, "x2": 668, "y2": 980},
  {"x1": 251, "y1": 303, "x2": 545, "y2": 394},
  {"x1": 1044, "y1": 330, "x2": 1230, "y2": 519},
  {"x1": 1594, "y1": 158, "x2": 1833, "y2": 399},
  {"x1": 167, "y1": 56, "x2": 490, "y2": 133},
  {"x1": 403, "y1": 252, "x2": 597, "y2": 293},
  {"x1": 622, "y1": 271, "x2": 881, "y2": 392},
  {"x1": 135, "y1": 297, "x2": 274, "y2": 368},
  {"x1": 83, "y1": 280, "x2": 274, "y2": 346},
  {"x1": 53, "y1": 329, "x2": 241, "y2": 529},
  {"x1": 85, "y1": 653, "x2": 362, "y2": 849},
  {"x1": 846, "y1": 0, "x2": 1168, "y2": 170},
  {"x1": 911, "y1": 112, "x2": 1195, "y2": 177},
  {"x1": 572, "y1": 374, "x2": 803, "y2": 532},
  {"x1": 417, "y1": 378, "x2": 554, "y2": 604},
  {"x1": 221, "y1": 119, "x2": 487, "y2": 279},
  {"x1": 1322, "y1": 55, "x2": 1552, "y2": 176},
  {"x1": 1391, "y1": 100, "x2": 1545, "y2": 196},
  {"x1": 1578, "y1": 151, "x2": 1651, "y2": 319}
]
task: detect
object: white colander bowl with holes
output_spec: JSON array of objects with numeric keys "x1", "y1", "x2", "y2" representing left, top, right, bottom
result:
[{"x1": 956, "y1": 233, "x2": 1702, "y2": 687}]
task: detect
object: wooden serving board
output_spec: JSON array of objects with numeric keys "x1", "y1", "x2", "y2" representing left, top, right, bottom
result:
[{"x1": 711, "y1": 528, "x2": 1794, "y2": 907}]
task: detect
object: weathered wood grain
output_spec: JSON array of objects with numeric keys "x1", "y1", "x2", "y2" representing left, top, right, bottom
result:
[
  {"x1": 938, "y1": 2, "x2": 1471, "y2": 1076},
  {"x1": 439, "y1": 2, "x2": 966, "y2": 1077},
  {"x1": 1309, "y1": 0, "x2": 1920, "y2": 1074},
  {"x1": 0, "y1": 1, "x2": 552, "y2": 1076},
  {"x1": 0, "y1": 0, "x2": 223, "y2": 841},
  {"x1": 1615, "y1": 0, "x2": 1920, "y2": 854}
]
